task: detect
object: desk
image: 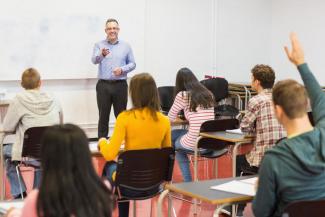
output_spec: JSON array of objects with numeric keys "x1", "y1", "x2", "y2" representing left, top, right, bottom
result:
[
  {"x1": 157, "y1": 176, "x2": 255, "y2": 217},
  {"x1": 0, "y1": 200, "x2": 23, "y2": 216},
  {"x1": 198, "y1": 131, "x2": 253, "y2": 178},
  {"x1": 171, "y1": 119, "x2": 188, "y2": 127}
]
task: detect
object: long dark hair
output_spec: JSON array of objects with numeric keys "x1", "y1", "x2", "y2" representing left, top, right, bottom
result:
[
  {"x1": 128, "y1": 73, "x2": 161, "y2": 120},
  {"x1": 37, "y1": 124, "x2": 114, "y2": 217},
  {"x1": 175, "y1": 67, "x2": 214, "y2": 111}
]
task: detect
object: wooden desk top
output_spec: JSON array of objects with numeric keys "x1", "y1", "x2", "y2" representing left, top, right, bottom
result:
[
  {"x1": 0, "y1": 99, "x2": 11, "y2": 106},
  {"x1": 171, "y1": 119, "x2": 188, "y2": 126},
  {"x1": 165, "y1": 176, "x2": 255, "y2": 205},
  {"x1": 199, "y1": 131, "x2": 254, "y2": 143}
]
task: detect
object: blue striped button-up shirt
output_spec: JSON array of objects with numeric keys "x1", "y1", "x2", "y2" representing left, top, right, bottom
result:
[{"x1": 91, "y1": 39, "x2": 136, "y2": 80}]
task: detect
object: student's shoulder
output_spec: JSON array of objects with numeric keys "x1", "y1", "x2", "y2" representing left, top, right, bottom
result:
[
  {"x1": 249, "y1": 92, "x2": 271, "y2": 107},
  {"x1": 157, "y1": 112, "x2": 170, "y2": 122},
  {"x1": 117, "y1": 110, "x2": 129, "y2": 120}
]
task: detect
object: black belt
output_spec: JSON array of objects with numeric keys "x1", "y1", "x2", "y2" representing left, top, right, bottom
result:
[{"x1": 99, "y1": 79, "x2": 126, "y2": 84}]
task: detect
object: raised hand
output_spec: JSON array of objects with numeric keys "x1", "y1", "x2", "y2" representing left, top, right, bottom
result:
[{"x1": 284, "y1": 32, "x2": 305, "y2": 66}]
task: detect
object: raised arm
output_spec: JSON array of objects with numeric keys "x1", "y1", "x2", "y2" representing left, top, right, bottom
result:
[{"x1": 284, "y1": 33, "x2": 325, "y2": 126}]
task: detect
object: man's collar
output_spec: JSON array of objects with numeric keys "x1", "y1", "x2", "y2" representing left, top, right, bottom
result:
[{"x1": 107, "y1": 39, "x2": 119, "y2": 45}]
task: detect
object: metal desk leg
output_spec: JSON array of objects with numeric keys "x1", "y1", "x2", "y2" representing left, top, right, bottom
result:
[
  {"x1": 194, "y1": 136, "x2": 201, "y2": 181},
  {"x1": 232, "y1": 142, "x2": 242, "y2": 177},
  {"x1": 158, "y1": 189, "x2": 169, "y2": 217},
  {"x1": 213, "y1": 203, "x2": 232, "y2": 217},
  {"x1": 168, "y1": 192, "x2": 172, "y2": 217},
  {"x1": 0, "y1": 144, "x2": 4, "y2": 200}
]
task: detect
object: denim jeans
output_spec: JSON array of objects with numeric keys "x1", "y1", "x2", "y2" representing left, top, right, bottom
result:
[
  {"x1": 3, "y1": 144, "x2": 41, "y2": 197},
  {"x1": 172, "y1": 129, "x2": 193, "y2": 182},
  {"x1": 102, "y1": 161, "x2": 129, "y2": 217}
]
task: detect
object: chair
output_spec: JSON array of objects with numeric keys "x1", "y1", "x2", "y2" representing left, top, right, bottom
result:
[
  {"x1": 114, "y1": 147, "x2": 175, "y2": 217},
  {"x1": 282, "y1": 199, "x2": 325, "y2": 217},
  {"x1": 308, "y1": 111, "x2": 314, "y2": 126},
  {"x1": 16, "y1": 126, "x2": 49, "y2": 198},
  {"x1": 158, "y1": 86, "x2": 175, "y2": 115},
  {"x1": 193, "y1": 119, "x2": 239, "y2": 181},
  {"x1": 200, "y1": 78, "x2": 239, "y2": 118}
]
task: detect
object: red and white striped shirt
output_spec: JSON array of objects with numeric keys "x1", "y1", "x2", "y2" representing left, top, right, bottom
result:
[{"x1": 168, "y1": 91, "x2": 215, "y2": 150}]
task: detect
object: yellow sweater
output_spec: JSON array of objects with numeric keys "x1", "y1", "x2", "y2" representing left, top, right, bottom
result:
[{"x1": 99, "y1": 108, "x2": 172, "y2": 161}]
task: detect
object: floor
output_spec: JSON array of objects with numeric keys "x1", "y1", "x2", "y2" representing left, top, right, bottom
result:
[{"x1": 4, "y1": 149, "x2": 255, "y2": 217}]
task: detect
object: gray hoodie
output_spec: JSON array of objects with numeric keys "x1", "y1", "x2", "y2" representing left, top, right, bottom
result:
[{"x1": 0, "y1": 89, "x2": 62, "y2": 160}]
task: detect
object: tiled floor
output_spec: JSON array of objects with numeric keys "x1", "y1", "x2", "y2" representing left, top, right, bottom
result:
[{"x1": 4, "y1": 151, "x2": 254, "y2": 217}]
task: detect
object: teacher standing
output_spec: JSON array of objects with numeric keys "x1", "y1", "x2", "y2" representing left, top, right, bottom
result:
[{"x1": 92, "y1": 18, "x2": 136, "y2": 138}]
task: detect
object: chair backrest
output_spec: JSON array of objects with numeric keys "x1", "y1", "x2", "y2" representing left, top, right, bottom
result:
[
  {"x1": 200, "y1": 119, "x2": 239, "y2": 132},
  {"x1": 115, "y1": 147, "x2": 175, "y2": 198},
  {"x1": 282, "y1": 200, "x2": 325, "y2": 217},
  {"x1": 198, "y1": 119, "x2": 239, "y2": 150},
  {"x1": 308, "y1": 111, "x2": 314, "y2": 126},
  {"x1": 200, "y1": 77, "x2": 228, "y2": 102},
  {"x1": 158, "y1": 86, "x2": 175, "y2": 113},
  {"x1": 21, "y1": 126, "x2": 50, "y2": 159}
]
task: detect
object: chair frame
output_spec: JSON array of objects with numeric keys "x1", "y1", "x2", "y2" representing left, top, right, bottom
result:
[
  {"x1": 158, "y1": 86, "x2": 175, "y2": 115},
  {"x1": 282, "y1": 199, "x2": 325, "y2": 217},
  {"x1": 113, "y1": 147, "x2": 175, "y2": 217},
  {"x1": 193, "y1": 119, "x2": 239, "y2": 181},
  {"x1": 16, "y1": 126, "x2": 49, "y2": 199}
]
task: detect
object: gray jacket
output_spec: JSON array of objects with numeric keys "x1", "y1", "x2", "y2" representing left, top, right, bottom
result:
[{"x1": 0, "y1": 89, "x2": 62, "y2": 160}]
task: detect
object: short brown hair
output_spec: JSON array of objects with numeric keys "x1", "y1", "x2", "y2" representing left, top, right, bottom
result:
[
  {"x1": 251, "y1": 64, "x2": 275, "y2": 89},
  {"x1": 21, "y1": 68, "x2": 41, "y2": 90},
  {"x1": 272, "y1": 79, "x2": 308, "y2": 119},
  {"x1": 129, "y1": 73, "x2": 160, "y2": 120},
  {"x1": 106, "y1": 18, "x2": 119, "y2": 25}
]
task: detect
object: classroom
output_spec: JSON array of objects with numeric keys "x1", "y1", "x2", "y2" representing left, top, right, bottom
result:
[{"x1": 1, "y1": 0, "x2": 325, "y2": 216}]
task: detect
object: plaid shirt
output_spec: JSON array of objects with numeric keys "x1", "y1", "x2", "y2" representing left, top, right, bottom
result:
[{"x1": 240, "y1": 89, "x2": 286, "y2": 166}]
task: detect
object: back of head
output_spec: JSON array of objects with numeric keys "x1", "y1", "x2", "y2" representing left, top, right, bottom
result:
[
  {"x1": 251, "y1": 64, "x2": 275, "y2": 89},
  {"x1": 273, "y1": 79, "x2": 308, "y2": 119},
  {"x1": 21, "y1": 68, "x2": 41, "y2": 90},
  {"x1": 38, "y1": 124, "x2": 113, "y2": 217},
  {"x1": 129, "y1": 73, "x2": 160, "y2": 119},
  {"x1": 175, "y1": 67, "x2": 214, "y2": 111}
]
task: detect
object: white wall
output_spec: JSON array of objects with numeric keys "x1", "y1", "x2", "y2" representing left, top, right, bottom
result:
[
  {"x1": 270, "y1": 0, "x2": 325, "y2": 84},
  {"x1": 2, "y1": 0, "x2": 325, "y2": 133},
  {"x1": 215, "y1": 0, "x2": 272, "y2": 82}
]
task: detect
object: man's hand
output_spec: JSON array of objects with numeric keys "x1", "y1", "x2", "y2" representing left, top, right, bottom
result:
[
  {"x1": 284, "y1": 32, "x2": 305, "y2": 66},
  {"x1": 113, "y1": 67, "x2": 123, "y2": 76},
  {"x1": 101, "y1": 48, "x2": 110, "y2": 57}
]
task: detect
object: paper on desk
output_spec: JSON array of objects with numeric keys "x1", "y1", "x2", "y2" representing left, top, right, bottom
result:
[
  {"x1": 89, "y1": 141, "x2": 99, "y2": 153},
  {"x1": 240, "y1": 177, "x2": 258, "y2": 185},
  {"x1": 210, "y1": 177, "x2": 257, "y2": 196},
  {"x1": 0, "y1": 201, "x2": 24, "y2": 213},
  {"x1": 89, "y1": 140, "x2": 124, "y2": 153},
  {"x1": 225, "y1": 128, "x2": 243, "y2": 135}
]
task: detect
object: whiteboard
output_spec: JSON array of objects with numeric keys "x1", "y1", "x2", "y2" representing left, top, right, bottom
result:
[{"x1": 0, "y1": 0, "x2": 145, "y2": 80}]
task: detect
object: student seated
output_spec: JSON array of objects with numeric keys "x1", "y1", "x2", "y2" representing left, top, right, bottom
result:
[
  {"x1": 238, "y1": 64, "x2": 286, "y2": 175},
  {"x1": 0, "y1": 68, "x2": 63, "y2": 199},
  {"x1": 5, "y1": 124, "x2": 114, "y2": 217},
  {"x1": 99, "y1": 73, "x2": 171, "y2": 217},
  {"x1": 168, "y1": 67, "x2": 215, "y2": 182},
  {"x1": 253, "y1": 33, "x2": 325, "y2": 217}
]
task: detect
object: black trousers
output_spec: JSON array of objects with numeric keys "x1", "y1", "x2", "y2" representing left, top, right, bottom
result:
[{"x1": 96, "y1": 79, "x2": 128, "y2": 138}]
